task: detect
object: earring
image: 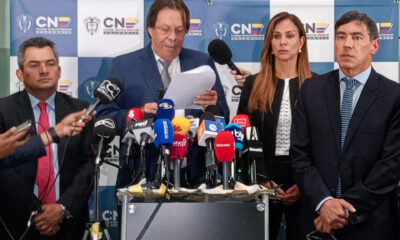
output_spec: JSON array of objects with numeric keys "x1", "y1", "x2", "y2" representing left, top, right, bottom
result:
[
  {"x1": 298, "y1": 48, "x2": 302, "y2": 53},
  {"x1": 271, "y1": 51, "x2": 274, "y2": 55}
]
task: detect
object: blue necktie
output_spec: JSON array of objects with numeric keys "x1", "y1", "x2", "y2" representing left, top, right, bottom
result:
[{"x1": 337, "y1": 78, "x2": 359, "y2": 197}]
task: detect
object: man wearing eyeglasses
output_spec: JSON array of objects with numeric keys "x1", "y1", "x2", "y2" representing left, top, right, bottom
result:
[{"x1": 97, "y1": 0, "x2": 229, "y2": 191}]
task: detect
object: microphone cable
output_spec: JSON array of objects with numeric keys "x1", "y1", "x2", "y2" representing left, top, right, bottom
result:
[{"x1": 136, "y1": 164, "x2": 171, "y2": 240}]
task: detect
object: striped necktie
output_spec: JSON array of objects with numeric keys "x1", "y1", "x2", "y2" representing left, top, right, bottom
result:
[{"x1": 337, "y1": 78, "x2": 359, "y2": 197}]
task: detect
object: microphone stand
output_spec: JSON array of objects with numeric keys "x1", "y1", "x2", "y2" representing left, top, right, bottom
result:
[{"x1": 82, "y1": 138, "x2": 111, "y2": 240}]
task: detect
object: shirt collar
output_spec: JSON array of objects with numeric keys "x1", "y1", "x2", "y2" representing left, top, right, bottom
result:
[
  {"x1": 338, "y1": 66, "x2": 371, "y2": 86},
  {"x1": 152, "y1": 46, "x2": 179, "y2": 65},
  {"x1": 28, "y1": 91, "x2": 56, "y2": 110}
]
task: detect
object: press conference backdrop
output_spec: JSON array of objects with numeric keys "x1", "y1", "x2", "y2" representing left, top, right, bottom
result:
[{"x1": 8, "y1": 0, "x2": 399, "y2": 239}]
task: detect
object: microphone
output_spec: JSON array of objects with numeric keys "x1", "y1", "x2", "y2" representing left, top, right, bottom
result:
[
  {"x1": 169, "y1": 134, "x2": 188, "y2": 189},
  {"x1": 185, "y1": 115, "x2": 199, "y2": 140},
  {"x1": 154, "y1": 119, "x2": 174, "y2": 182},
  {"x1": 208, "y1": 39, "x2": 242, "y2": 75},
  {"x1": 125, "y1": 107, "x2": 144, "y2": 123},
  {"x1": 131, "y1": 118, "x2": 154, "y2": 151},
  {"x1": 86, "y1": 78, "x2": 123, "y2": 117},
  {"x1": 158, "y1": 88, "x2": 166, "y2": 100},
  {"x1": 224, "y1": 123, "x2": 244, "y2": 182},
  {"x1": 197, "y1": 113, "x2": 223, "y2": 170},
  {"x1": 231, "y1": 114, "x2": 250, "y2": 131},
  {"x1": 214, "y1": 131, "x2": 235, "y2": 189},
  {"x1": 224, "y1": 123, "x2": 244, "y2": 151},
  {"x1": 156, "y1": 99, "x2": 175, "y2": 120},
  {"x1": 243, "y1": 126, "x2": 264, "y2": 184},
  {"x1": 171, "y1": 116, "x2": 190, "y2": 135},
  {"x1": 122, "y1": 108, "x2": 143, "y2": 165},
  {"x1": 93, "y1": 116, "x2": 117, "y2": 165}
]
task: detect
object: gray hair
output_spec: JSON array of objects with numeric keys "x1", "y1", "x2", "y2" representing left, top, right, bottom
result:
[{"x1": 17, "y1": 37, "x2": 59, "y2": 70}]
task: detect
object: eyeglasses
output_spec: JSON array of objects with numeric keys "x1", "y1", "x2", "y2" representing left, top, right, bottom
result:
[{"x1": 154, "y1": 26, "x2": 186, "y2": 37}]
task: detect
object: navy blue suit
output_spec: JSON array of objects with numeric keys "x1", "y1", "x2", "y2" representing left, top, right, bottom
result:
[
  {"x1": 291, "y1": 69, "x2": 400, "y2": 240},
  {"x1": 97, "y1": 43, "x2": 229, "y2": 189}
]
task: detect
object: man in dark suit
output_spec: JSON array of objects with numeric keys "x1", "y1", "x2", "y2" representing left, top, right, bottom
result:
[
  {"x1": 291, "y1": 11, "x2": 400, "y2": 239},
  {"x1": 0, "y1": 37, "x2": 94, "y2": 240},
  {"x1": 97, "y1": 0, "x2": 229, "y2": 189}
]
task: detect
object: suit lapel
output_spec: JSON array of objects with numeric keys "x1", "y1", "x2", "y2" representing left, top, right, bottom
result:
[
  {"x1": 342, "y1": 69, "x2": 378, "y2": 153},
  {"x1": 179, "y1": 48, "x2": 195, "y2": 72},
  {"x1": 324, "y1": 71, "x2": 342, "y2": 155},
  {"x1": 16, "y1": 90, "x2": 36, "y2": 134},
  {"x1": 138, "y1": 43, "x2": 164, "y2": 101}
]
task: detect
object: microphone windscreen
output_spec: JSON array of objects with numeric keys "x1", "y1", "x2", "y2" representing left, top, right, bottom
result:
[
  {"x1": 171, "y1": 116, "x2": 190, "y2": 135},
  {"x1": 207, "y1": 39, "x2": 232, "y2": 65},
  {"x1": 225, "y1": 123, "x2": 244, "y2": 150},
  {"x1": 214, "y1": 131, "x2": 235, "y2": 162},
  {"x1": 154, "y1": 119, "x2": 174, "y2": 149},
  {"x1": 231, "y1": 114, "x2": 250, "y2": 131},
  {"x1": 94, "y1": 115, "x2": 117, "y2": 141},
  {"x1": 126, "y1": 108, "x2": 144, "y2": 123},
  {"x1": 93, "y1": 78, "x2": 123, "y2": 104},
  {"x1": 169, "y1": 134, "x2": 188, "y2": 161},
  {"x1": 156, "y1": 99, "x2": 175, "y2": 120},
  {"x1": 205, "y1": 105, "x2": 221, "y2": 116}
]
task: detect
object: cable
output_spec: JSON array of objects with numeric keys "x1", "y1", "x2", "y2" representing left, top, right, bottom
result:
[{"x1": 136, "y1": 161, "x2": 171, "y2": 240}]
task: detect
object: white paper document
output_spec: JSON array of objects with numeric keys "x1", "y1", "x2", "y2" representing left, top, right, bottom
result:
[{"x1": 164, "y1": 65, "x2": 216, "y2": 109}]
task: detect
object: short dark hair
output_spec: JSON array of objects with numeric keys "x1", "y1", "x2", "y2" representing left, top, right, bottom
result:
[
  {"x1": 146, "y1": 0, "x2": 190, "y2": 37},
  {"x1": 335, "y1": 11, "x2": 378, "y2": 40},
  {"x1": 17, "y1": 37, "x2": 59, "y2": 70}
]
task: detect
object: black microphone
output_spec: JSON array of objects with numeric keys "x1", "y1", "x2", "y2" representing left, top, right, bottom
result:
[
  {"x1": 86, "y1": 78, "x2": 123, "y2": 117},
  {"x1": 93, "y1": 116, "x2": 117, "y2": 164},
  {"x1": 243, "y1": 126, "x2": 264, "y2": 184},
  {"x1": 208, "y1": 39, "x2": 242, "y2": 75},
  {"x1": 122, "y1": 108, "x2": 143, "y2": 165}
]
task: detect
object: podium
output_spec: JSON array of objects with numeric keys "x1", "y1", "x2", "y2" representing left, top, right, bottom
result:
[{"x1": 118, "y1": 187, "x2": 271, "y2": 240}]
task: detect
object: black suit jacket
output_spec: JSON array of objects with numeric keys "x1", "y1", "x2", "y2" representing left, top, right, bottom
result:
[
  {"x1": 237, "y1": 74, "x2": 299, "y2": 186},
  {"x1": 0, "y1": 90, "x2": 94, "y2": 240},
  {"x1": 291, "y1": 69, "x2": 400, "y2": 239}
]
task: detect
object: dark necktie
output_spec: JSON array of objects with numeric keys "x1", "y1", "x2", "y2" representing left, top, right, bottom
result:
[{"x1": 337, "y1": 78, "x2": 359, "y2": 197}]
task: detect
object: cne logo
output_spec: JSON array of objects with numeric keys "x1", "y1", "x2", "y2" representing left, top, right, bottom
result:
[
  {"x1": 84, "y1": 17, "x2": 101, "y2": 35},
  {"x1": 35, "y1": 16, "x2": 72, "y2": 35},
  {"x1": 98, "y1": 80, "x2": 121, "y2": 101},
  {"x1": 17, "y1": 15, "x2": 33, "y2": 33},
  {"x1": 304, "y1": 22, "x2": 329, "y2": 40},
  {"x1": 230, "y1": 22, "x2": 265, "y2": 41},
  {"x1": 103, "y1": 17, "x2": 139, "y2": 35}
]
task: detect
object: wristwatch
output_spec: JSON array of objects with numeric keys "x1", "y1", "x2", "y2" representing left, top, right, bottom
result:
[
  {"x1": 48, "y1": 127, "x2": 61, "y2": 143},
  {"x1": 59, "y1": 203, "x2": 72, "y2": 219}
]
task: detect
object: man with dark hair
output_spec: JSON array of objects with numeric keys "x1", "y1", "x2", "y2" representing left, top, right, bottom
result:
[
  {"x1": 292, "y1": 11, "x2": 400, "y2": 239},
  {"x1": 97, "y1": 0, "x2": 229, "y2": 190},
  {"x1": 0, "y1": 37, "x2": 94, "y2": 239}
]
